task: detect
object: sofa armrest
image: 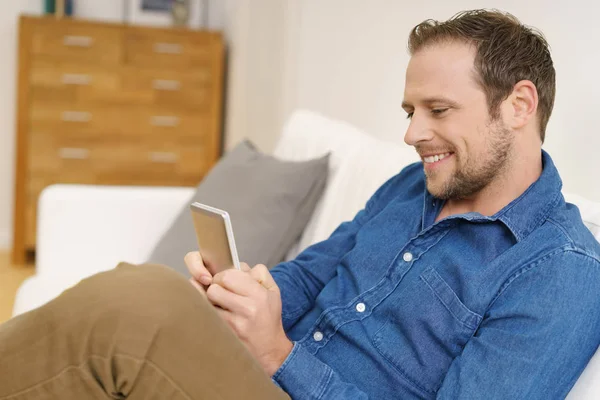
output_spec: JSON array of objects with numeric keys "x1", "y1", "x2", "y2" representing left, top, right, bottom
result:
[
  {"x1": 34, "y1": 184, "x2": 194, "y2": 280},
  {"x1": 12, "y1": 184, "x2": 194, "y2": 317}
]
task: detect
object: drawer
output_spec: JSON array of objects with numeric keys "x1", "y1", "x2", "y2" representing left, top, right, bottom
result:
[
  {"x1": 29, "y1": 100, "x2": 214, "y2": 141},
  {"x1": 124, "y1": 28, "x2": 213, "y2": 69},
  {"x1": 121, "y1": 66, "x2": 213, "y2": 109},
  {"x1": 29, "y1": 100, "x2": 128, "y2": 138},
  {"x1": 28, "y1": 132, "x2": 210, "y2": 183},
  {"x1": 31, "y1": 19, "x2": 123, "y2": 65},
  {"x1": 30, "y1": 59, "x2": 121, "y2": 104},
  {"x1": 130, "y1": 108, "x2": 214, "y2": 140}
]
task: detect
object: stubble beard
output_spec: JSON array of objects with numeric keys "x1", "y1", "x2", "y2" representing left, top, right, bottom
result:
[{"x1": 427, "y1": 121, "x2": 513, "y2": 200}]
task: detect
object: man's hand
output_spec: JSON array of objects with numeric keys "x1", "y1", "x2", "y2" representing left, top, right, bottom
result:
[
  {"x1": 207, "y1": 264, "x2": 293, "y2": 376},
  {"x1": 185, "y1": 251, "x2": 216, "y2": 296}
]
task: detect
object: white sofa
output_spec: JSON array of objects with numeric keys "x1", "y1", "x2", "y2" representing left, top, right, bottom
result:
[{"x1": 12, "y1": 110, "x2": 600, "y2": 398}]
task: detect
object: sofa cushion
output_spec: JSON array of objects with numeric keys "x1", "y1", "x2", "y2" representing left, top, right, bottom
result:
[{"x1": 147, "y1": 140, "x2": 330, "y2": 275}]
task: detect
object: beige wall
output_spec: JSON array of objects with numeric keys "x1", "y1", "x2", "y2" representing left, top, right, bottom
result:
[{"x1": 223, "y1": 0, "x2": 290, "y2": 154}]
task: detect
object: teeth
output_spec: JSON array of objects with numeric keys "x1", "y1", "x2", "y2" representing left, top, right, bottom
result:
[{"x1": 423, "y1": 152, "x2": 451, "y2": 164}]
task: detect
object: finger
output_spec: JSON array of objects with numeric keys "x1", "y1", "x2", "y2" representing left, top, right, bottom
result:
[
  {"x1": 206, "y1": 283, "x2": 250, "y2": 314},
  {"x1": 213, "y1": 269, "x2": 262, "y2": 297},
  {"x1": 250, "y1": 264, "x2": 278, "y2": 291},
  {"x1": 240, "y1": 262, "x2": 251, "y2": 272},
  {"x1": 185, "y1": 251, "x2": 212, "y2": 285}
]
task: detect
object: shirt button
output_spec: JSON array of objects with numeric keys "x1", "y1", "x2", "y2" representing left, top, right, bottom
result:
[
  {"x1": 356, "y1": 302, "x2": 366, "y2": 313},
  {"x1": 313, "y1": 331, "x2": 324, "y2": 342},
  {"x1": 403, "y1": 252, "x2": 413, "y2": 262}
]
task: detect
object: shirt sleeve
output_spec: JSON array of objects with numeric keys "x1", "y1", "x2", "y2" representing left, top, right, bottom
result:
[
  {"x1": 437, "y1": 250, "x2": 600, "y2": 399},
  {"x1": 272, "y1": 342, "x2": 369, "y2": 399},
  {"x1": 270, "y1": 170, "x2": 405, "y2": 331}
]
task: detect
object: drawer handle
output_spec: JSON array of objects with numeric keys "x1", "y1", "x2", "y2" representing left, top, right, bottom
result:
[
  {"x1": 59, "y1": 147, "x2": 90, "y2": 160},
  {"x1": 63, "y1": 35, "x2": 94, "y2": 47},
  {"x1": 151, "y1": 116, "x2": 180, "y2": 127},
  {"x1": 62, "y1": 111, "x2": 92, "y2": 122},
  {"x1": 148, "y1": 152, "x2": 178, "y2": 164},
  {"x1": 153, "y1": 42, "x2": 183, "y2": 54},
  {"x1": 61, "y1": 73, "x2": 91, "y2": 85},
  {"x1": 152, "y1": 79, "x2": 181, "y2": 91}
]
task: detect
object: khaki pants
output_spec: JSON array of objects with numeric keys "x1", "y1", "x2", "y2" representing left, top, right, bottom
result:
[{"x1": 0, "y1": 263, "x2": 290, "y2": 400}]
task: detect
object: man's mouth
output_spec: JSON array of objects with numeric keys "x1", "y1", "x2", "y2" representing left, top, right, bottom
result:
[{"x1": 422, "y1": 152, "x2": 452, "y2": 164}]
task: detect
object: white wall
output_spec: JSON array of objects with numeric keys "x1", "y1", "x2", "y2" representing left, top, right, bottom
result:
[
  {"x1": 0, "y1": 1, "x2": 43, "y2": 250},
  {"x1": 279, "y1": 0, "x2": 600, "y2": 202},
  {"x1": 223, "y1": 0, "x2": 289, "y2": 153}
]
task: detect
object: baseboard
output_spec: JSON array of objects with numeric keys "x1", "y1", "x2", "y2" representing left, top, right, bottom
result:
[{"x1": 0, "y1": 229, "x2": 10, "y2": 251}]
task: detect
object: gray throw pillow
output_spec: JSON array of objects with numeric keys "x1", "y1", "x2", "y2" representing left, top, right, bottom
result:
[{"x1": 147, "y1": 140, "x2": 330, "y2": 276}]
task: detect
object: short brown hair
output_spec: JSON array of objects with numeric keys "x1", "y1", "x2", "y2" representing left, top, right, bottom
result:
[{"x1": 408, "y1": 9, "x2": 555, "y2": 142}]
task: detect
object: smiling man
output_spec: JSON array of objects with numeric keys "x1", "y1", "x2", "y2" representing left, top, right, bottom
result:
[
  {"x1": 1, "y1": 9, "x2": 600, "y2": 400},
  {"x1": 258, "y1": 11, "x2": 600, "y2": 398}
]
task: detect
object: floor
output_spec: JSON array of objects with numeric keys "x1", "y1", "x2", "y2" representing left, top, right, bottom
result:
[{"x1": 0, "y1": 252, "x2": 35, "y2": 323}]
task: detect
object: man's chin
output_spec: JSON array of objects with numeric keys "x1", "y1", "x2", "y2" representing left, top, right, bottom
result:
[{"x1": 425, "y1": 180, "x2": 444, "y2": 199}]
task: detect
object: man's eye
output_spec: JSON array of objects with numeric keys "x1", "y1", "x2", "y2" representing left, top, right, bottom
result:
[
  {"x1": 431, "y1": 109, "x2": 448, "y2": 116},
  {"x1": 406, "y1": 112, "x2": 414, "y2": 120}
]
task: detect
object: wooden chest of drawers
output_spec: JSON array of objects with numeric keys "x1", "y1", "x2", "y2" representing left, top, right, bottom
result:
[{"x1": 12, "y1": 16, "x2": 225, "y2": 264}]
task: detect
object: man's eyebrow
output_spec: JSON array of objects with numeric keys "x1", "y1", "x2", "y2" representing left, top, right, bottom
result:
[{"x1": 402, "y1": 97, "x2": 460, "y2": 109}]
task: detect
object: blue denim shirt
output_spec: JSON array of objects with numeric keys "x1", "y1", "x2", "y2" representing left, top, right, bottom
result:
[{"x1": 270, "y1": 151, "x2": 600, "y2": 399}]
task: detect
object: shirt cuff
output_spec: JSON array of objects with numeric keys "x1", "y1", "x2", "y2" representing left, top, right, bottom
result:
[{"x1": 272, "y1": 342, "x2": 333, "y2": 400}]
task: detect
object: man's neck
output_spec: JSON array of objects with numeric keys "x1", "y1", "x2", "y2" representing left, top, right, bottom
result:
[{"x1": 436, "y1": 152, "x2": 543, "y2": 221}]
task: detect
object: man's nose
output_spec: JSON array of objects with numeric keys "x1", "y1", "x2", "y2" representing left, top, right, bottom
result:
[{"x1": 404, "y1": 112, "x2": 434, "y2": 146}]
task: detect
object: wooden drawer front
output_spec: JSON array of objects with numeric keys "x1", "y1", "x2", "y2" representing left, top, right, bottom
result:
[
  {"x1": 31, "y1": 61, "x2": 213, "y2": 107},
  {"x1": 29, "y1": 101, "x2": 127, "y2": 138},
  {"x1": 31, "y1": 20, "x2": 123, "y2": 65},
  {"x1": 30, "y1": 60, "x2": 121, "y2": 104},
  {"x1": 125, "y1": 29, "x2": 212, "y2": 69},
  {"x1": 132, "y1": 108, "x2": 213, "y2": 140},
  {"x1": 28, "y1": 132, "x2": 209, "y2": 183},
  {"x1": 121, "y1": 67, "x2": 212, "y2": 109},
  {"x1": 30, "y1": 100, "x2": 213, "y2": 142}
]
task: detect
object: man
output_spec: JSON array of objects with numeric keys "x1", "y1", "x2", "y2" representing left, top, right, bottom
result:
[{"x1": 1, "y1": 9, "x2": 599, "y2": 400}]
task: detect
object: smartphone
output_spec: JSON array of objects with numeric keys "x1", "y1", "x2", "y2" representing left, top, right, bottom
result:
[{"x1": 190, "y1": 202, "x2": 241, "y2": 272}]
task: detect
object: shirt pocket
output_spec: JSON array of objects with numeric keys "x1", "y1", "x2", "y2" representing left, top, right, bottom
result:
[{"x1": 371, "y1": 266, "x2": 482, "y2": 394}]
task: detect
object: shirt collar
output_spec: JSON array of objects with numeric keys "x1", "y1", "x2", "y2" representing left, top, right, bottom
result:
[{"x1": 423, "y1": 150, "x2": 563, "y2": 242}]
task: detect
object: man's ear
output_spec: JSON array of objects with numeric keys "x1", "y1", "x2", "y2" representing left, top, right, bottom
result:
[{"x1": 506, "y1": 80, "x2": 538, "y2": 130}]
